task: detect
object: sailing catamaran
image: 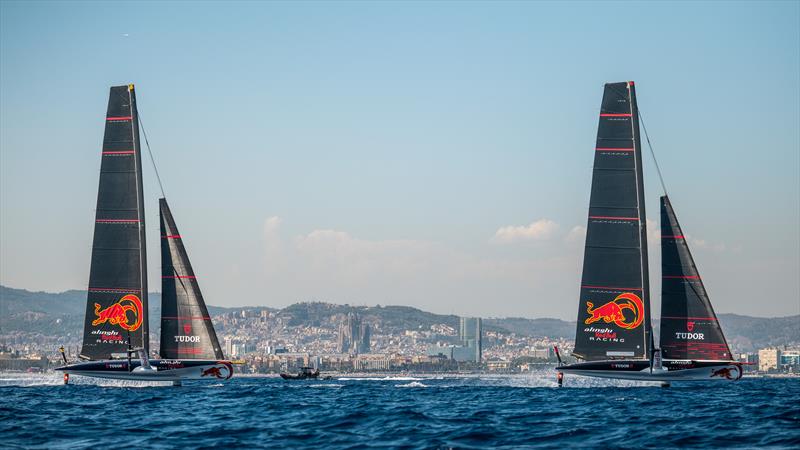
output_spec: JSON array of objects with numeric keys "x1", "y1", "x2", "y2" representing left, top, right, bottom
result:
[
  {"x1": 555, "y1": 81, "x2": 742, "y2": 383},
  {"x1": 57, "y1": 85, "x2": 232, "y2": 385}
]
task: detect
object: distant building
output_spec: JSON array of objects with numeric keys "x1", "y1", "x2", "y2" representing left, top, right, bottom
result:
[
  {"x1": 758, "y1": 348, "x2": 781, "y2": 372},
  {"x1": 738, "y1": 352, "x2": 758, "y2": 372},
  {"x1": 529, "y1": 347, "x2": 551, "y2": 359},
  {"x1": 780, "y1": 350, "x2": 799, "y2": 367},
  {"x1": 224, "y1": 337, "x2": 234, "y2": 357},
  {"x1": 359, "y1": 323, "x2": 371, "y2": 354},
  {"x1": 0, "y1": 355, "x2": 48, "y2": 371},
  {"x1": 354, "y1": 353, "x2": 390, "y2": 371},
  {"x1": 486, "y1": 359, "x2": 511, "y2": 372},
  {"x1": 427, "y1": 317, "x2": 482, "y2": 363},
  {"x1": 452, "y1": 345, "x2": 477, "y2": 362},
  {"x1": 458, "y1": 317, "x2": 482, "y2": 363},
  {"x1": 427, "y1": 344, "x2": 454, "y2": 359},
  {"x1": 338, "y1": 312, "x2": 370, "y2": 354},
  {"x1": 275, "y1": 352, "x2": 310, "y2": 370}
]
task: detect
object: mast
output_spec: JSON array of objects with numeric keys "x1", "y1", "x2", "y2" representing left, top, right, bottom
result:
[
  {"x1": 572, "y1": 81, "x2": 650, "y2": 361},
  {"x1": 129, "y1": 85, "x2": 149, "y2": 356},
  {"x1": 659, "y1": 196, "x2": 732, "y2": 361},
  {"x1": 629, "y1": 83, "x2": 653, "y2": 358},
  {"x1": 159, "y1": 198, "x2": 224, "y2": 360},
  {"x1": 81, "y1": 85, "x2": 148, "y2": 360}
]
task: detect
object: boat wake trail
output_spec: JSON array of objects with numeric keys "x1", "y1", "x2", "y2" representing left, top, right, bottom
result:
[
  {"x1": 395, "y1": 381, "x2": 428, "y2": 388},
  {"x1": 0, "y1": 373, "x2": 171, "y2": 388},
  {"x1": 337, "y1": 376, "x2": 423, "y2": 382}
]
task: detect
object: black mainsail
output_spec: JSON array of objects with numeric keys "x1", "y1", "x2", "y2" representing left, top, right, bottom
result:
[
  {"x1": 159, "y1": 198, "x2": 224, "y2": 360},
  {"x1": 81, "y1": 85, "x2": 148, "y2": 360},
  {"x1": 659, "y1": 196, "x2": 732, "y2": 361},
  {"x1": 573, "y1": 81, "x2": 652, "y2": 361}
]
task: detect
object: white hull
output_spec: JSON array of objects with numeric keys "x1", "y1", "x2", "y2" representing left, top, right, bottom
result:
[
  {"x1": 58, "y1": 359, "x2": 234, "y2": 383},
  {"x1": 62, "y1": 364, "x2": 221, "y2": 382},
  {"x1": 561, "y1": 364, "x2": 743, "y2": 382}
]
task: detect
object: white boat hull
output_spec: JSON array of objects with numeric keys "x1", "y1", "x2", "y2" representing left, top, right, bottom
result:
[
  {"x1": 562, "y1": 365, "x2": 742, "y2": 382},
  {"x1": 559, "y1": 362, "x2": 743, "y2": 382},
  {"x1": 57, "y1": 359, "x2": 234, "y2": 382}
]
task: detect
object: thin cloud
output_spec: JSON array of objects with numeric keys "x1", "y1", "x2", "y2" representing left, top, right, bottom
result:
[
  {"x1": 565, "y1": 225, "x2": 586, "y2": 244},
  {"x1": 646, "y1": 218, "x2": 660, "y2": 246},
  {"x1": 688, "y1": 236, "x2": 727, "y2": 252},
  {"x1": 256, "y1": 216, "x2": 580, "y2": 318},
  {"x1": 491, "y1": 219, "x2": 559, "y2": 244}
]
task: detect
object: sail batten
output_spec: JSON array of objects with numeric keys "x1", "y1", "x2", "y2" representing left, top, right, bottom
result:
[
  {"x1": 81, "y1": 85, "x2": 148, "y2": 360},
  {"x1": 659, "y1": 196, "x2": 731, "y2": 361},
  {"x1": 573, "y1": 82, "x2": 651, "y2": 361},
  {"x1": 159, "y1": 198, "x2": 224, "y2": 360}
]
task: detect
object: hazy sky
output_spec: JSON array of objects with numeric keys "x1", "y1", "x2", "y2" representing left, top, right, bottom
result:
[{"x1": 1, "y1": 1, "x2": 798, "y2": 319}]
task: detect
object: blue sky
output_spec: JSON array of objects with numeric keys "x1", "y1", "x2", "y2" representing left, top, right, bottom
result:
[{"x1": 1, "y1": 1, "x2": 798, "y2": 319}]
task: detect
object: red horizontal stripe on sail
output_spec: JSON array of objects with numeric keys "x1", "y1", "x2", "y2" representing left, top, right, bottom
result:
[
  {"x1": 106, "y1": 116, "x2": 132, "y2": 121},
  {"x1": 162, "y1": 316, "x2": 211, "y2": 320},
  {"x1": 162, "y1": 275, "x2": 196, "y2": 279},
  {"x1": 600, "y1": 113, "x2": 631, "y2": 117},
  {"x1": 102, "y1": 150, "x2": 134, "y2": 155},
  {"x1": 582, "y1": 285, "x2": 643, "y2": 291},
  {"x1": 88, "y1": 287, "x2": 141, "y2": 293},
  {"x1": 162, "y1": 235, "x2": 182, "y2": 239},
  {"x1": 588, "y1": 216, "x2": 639, "y2": 221},
  {"x1": 662, "y1": 235, "x2": 685, "y2": 239},
  {"x1": 661, "y1": 316, "x2": 718, "y2": 321},
  {"x1": 596, "y1": 148, "x2": 634, "y2": 152},
  {"x1": 663, "y1": 275, "x2": 700, "y2": 279},
  {"x1": 175, "y1": 348, "x2": 205, "y2": 354},
  {"x1": 95, "y1": 219, "x2": 139, "y2": 223}
]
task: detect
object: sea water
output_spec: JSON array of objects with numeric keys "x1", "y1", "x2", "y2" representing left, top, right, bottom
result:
[{"x1": 0, "y1": 372, "x2": 798, "y2": 448}]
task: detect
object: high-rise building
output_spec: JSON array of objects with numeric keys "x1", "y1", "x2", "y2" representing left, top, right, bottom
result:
[
  {"x1": 758, "y1": 348, "x2": 781, "y2": 372},
  {"x1": 337, "y1": 322, "x2": 347, "y2": 353},
  {"x1": 224, "y1": 337, "x2": 234, "y2": 358},
  {"x1": 359, "y1": 323, "x2": 371, "y2": 354},
  {"x1": 457, "y1": 317, "x2": 482, "y2": 363}
]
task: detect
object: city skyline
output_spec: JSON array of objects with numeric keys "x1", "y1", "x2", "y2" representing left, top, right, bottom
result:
[{"x1": 1, "y1": 2, "x2": 799, "y2": 320}]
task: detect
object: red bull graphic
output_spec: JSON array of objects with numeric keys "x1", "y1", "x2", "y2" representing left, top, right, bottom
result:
[
  {"x1": 92, "y1": 294, "x2": 143, "y2": 332},
  {"x1": 201, "y1": 361, "x2": 233, "y2": 380},
  {"x1": 584, "y1": 292, "x2": 644, "y2": 330},
  {"x1": 710, "y1": 366, "x2": 742, "y2": 381}
]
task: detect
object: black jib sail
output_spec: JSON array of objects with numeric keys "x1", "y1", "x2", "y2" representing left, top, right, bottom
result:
[
  {"x1": 659, "y1": 196, "x2": 732, "y2": 361},
  {"x1": 81, "y1": 85, "x2": 149, "y2": 360},
  {"x1": 159, "y1": 198, "x2": 224, "y2": 360},
  {"x1": 573, "y1": 81, "x2": 652, "y2": 361}
]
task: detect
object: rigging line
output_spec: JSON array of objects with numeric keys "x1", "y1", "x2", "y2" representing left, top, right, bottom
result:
[
  {"x1": 136, "y1": 108, "x2": 166, "y2": 198},
  {"x1": 637, "y1": 109, "x2": 669, "y2": 196}
]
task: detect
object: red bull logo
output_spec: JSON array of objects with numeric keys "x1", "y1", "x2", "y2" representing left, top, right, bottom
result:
[
  {"x1": 710, "y1": 366, "x2": 742, "y2": 381},
  {"x1": 584, "y1": 292, "x2": 644, "y2": 330},
  {"x1": 92, "y1": 294, "x2": 143, "y2": 332},
  {"x1": 201, "y1": 361, "x2": 233, "y2": 380}
]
